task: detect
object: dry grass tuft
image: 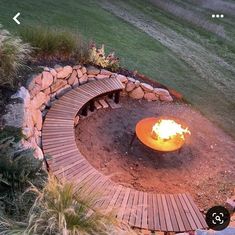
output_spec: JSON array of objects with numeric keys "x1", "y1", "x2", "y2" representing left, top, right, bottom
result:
[{"x1": 0, "y1": 25, "x2": 31, "y2": 88}]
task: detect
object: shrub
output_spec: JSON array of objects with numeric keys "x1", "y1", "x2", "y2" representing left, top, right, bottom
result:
[
  {"x1": 88, "y1": 44, "x2": 119, "y2": 71},
  {"x1": 19, "y1": 26, "x2": 90, "y2": 63},
  {"x1": 0, "y1": 136, "x2": 42, "y2": 191},
  {"x1": 0, "y1": 126, "x2": 24, "y2": 143},
  {"x1": 0, "y1": 25, "x2": 31, "y2": 88},
  {"x1": 0, "y1": 175, "x2": 137, "y2": 235}
]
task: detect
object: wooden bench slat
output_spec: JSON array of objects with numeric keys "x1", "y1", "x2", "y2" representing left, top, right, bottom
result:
[
  {"x1": 117, "y1": 187, "x2": 131, "y2": 220},
  {"x1": 178, "y1": 194, "x2": 197, "y2": 231},
  {"x1": 123, "y1": 189, "x2": 135, "y2": 223},
  {"x1": 165, "y1": 194, "x2": 179, "y2": 232},
  {"x1": 141, "y1": 192, "x2": 148, "y2": 229},
  {"x1": 152, "y1": 194, "x2": 161, "y2": 231},
  {"x1": 157, "y1": 194, "x2": 167, "y2": 231},
  {"x1": 185, "y1": 193, "x2": 207, "y2": 228},
  {"x1": 169, "y1": 195, "x2": 185, "y2": 232},
  {"x1": 147, "y1": 193, "x2": 155, "y2": 231},
  {"x1": 182, "y1": 194, "x2": 205, "y2": 229},
  {"x1": 161, "y1": 194, "x2": 173, "y2": 231},
  {"x1": 135, "y1": 191, "x2": 144, "y2": 228},
  {"x1": 129, "y1": 190, "x2": 139, "y2": 226}
]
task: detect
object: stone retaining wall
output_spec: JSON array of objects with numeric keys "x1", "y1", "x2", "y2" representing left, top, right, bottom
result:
[{"x1": 2, "y1": 64, "x2": 173, "y2": 159}]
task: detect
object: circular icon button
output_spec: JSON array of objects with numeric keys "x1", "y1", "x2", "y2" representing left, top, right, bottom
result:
[{"x1": 206, "y1": 206, "x2": 230, "y2": 231}]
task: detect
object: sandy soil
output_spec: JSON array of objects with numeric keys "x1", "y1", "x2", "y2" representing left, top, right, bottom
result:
[{"x1": 75, "y1": 97, "x2": 235, "y2": 209}]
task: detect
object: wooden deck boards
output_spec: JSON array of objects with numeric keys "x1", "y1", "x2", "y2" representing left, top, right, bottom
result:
[{"x1": 42, "y1": 77, "x2": 207, "y2": 233}]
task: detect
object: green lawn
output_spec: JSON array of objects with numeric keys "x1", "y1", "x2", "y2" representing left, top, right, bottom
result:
[{"x1": 0, "y1": 0, "x2": 234, "y2": 137}]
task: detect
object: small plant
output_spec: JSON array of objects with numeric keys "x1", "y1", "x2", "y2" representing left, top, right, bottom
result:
[
  {"x1": 0, "y1": 126, "x2": 24, "y2": 143},
  {"x1": 0, "y1": 136, "x2": 42, "y2": 192},
  {"x1": 0, "y1": 25, "x2": 31, "y2": 88},
  {"x1": 19, "y1": 26, "x2": 90, "y2": 63},
  {"x1": 88, "y1": 44, "x2": 119, "y2": 71}
]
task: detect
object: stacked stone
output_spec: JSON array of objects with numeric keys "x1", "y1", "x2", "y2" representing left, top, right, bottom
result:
[
  {"x1": 114, "y1": 74, "x2": 173, "y2": 102},
  {"x1": 3, "y1": 64, "x2": 174, "y2": 160}
]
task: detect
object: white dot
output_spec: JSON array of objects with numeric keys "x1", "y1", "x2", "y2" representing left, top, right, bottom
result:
[
  {"x1": 221, "y1": 14, "x2": 224, "y2": 18},
  {"x1": 216, "y1": 14, "x2": 220, "y2": 18},
  {"x1": 212, "y1": 14, "x2": 215, "y2": 18}
]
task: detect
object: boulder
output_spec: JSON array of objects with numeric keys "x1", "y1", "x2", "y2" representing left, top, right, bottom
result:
[
  {"x1": 54, "y1": 64, "x2": 63, "y2": 72},
  {"x1": 31, "y1": 92, "x2": 47, "y2": 109},
  {"x1": 81, "y1": 66, "x2": 87, "y2": 74},
  {"x1": 225, "y1": 198, "x2": 235, "y2": 212},
  {"x1": 140, "y1": 83, "x2": 153, "y2": 92},
  {"x1": 159, "y1": 95, "x2": 173, "y2": 102},
  {"x1": 77, "y1": 69, "x2": 83, "y2": 78},
  {"x1": 154, "y1": 88, "x2": 170, "y2": 96},
  {"x1": 34, "y1": 145, "x2": 44, "y2": 160},
  {"x1": 22, "y1": 127, "x2": 33, "y2": 139},
  {"x1": 24, "y1": 109, "x2": 34, "y2": 129},
  {"x1": 74, "y1": 116, "x2": 80, "y2": 127},
  {"x1": 11, "y1": 86, "x2": 31, "y2": 108},
  {"x1": 68, "y1": 70, "x2": 78, "y2": 85},
  {"x1": 79, "y1": 74, "x2": 88, "y2": 84},
  {"x1": 116, "y1": 74, "x2": 128, "y2": 83},
  {"x1": 88, "y1": 77, "x2": 96, "y2": 82},
  {"x1": 128, "y1": 77, "x2": 136, "y2": 83},
  {"x1": 43, "y1": 87, "x2": 51, "y2": 95},
  {"x1": 32, "y1": 109, "x2": 43, "y2": 131},
  {"x1": 129, "y1": 87, "x2": 144, "y2": 99},
  {"x1": 135, "y1": 80, "x2": 140, "y2": 87},
  {"x1": 29, "y1": 84, "x2": 41, "y2": 98},
  {"x1": 57, "y1": 66, "x2": 73, "y2": 79},
  {"x1": 87, "y1": 65, "x2": 100, "y2": 75},
  {"x1": 56, "y1": 85, "x2": 72, "y2": 98},
  {"x1": 50, "y1": 79, "x2": 67, "y2": 93},
  {"x1": 125, "y1": 82, "x2": 135, "y2": 92},
  {"x1": 96, "y1": 74, "x2": 110, "y2": 80},
  {"x1": 72, "y1": 77, "x2": 79, "y2": 88},
  {"x1": 41, "y1": 71, "x2": 53, "y2": 90},
  {"x1": 40, "y1": 104, "x2": 47, "y2": 111},
  {"x1": 144, "y1": 92, "x2": 158, "y2": 101},
  {"x1": 100, "y1": 69, "x2": 112, "y2": 76},
  {"x1": 43, "y1": 67, "x2": 50, "y2": 71},
  {"x1": 73, "y1": 65, "x2": 81, "y2": 70},
  {"x1": 49, "y1": 68, "x2": 57, "y2": 77},
  {"x1": 34, "y1": 74, "x2": 42, "y2": 85}
]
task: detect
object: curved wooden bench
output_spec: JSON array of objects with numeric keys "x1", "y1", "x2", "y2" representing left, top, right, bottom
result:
[{"x1": 42, "y1": 77, "x2": 207, "y2": 233}]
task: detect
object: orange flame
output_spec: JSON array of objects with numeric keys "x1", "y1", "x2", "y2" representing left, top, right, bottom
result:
[{"x1": 151, "y1": 119, "x2": 190, "y2": 141}]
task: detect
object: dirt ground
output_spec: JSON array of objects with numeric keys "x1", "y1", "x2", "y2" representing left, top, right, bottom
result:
[{"x1": 75, "y1": 97, "x2": 235, "y2": 209}]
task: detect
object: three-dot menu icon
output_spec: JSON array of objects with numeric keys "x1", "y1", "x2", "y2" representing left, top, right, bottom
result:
[{"x1": 212, "y1": 14, "x2": 224, "y2": 18}]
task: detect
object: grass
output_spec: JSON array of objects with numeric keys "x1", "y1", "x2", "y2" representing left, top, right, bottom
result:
[
  {"x1": 0, "y1": 0, "x2": 234, "y2": 137},
  {"x1": 0, "y1": 25, "x2": 31, "y2": 88},
  {"x1": 0, "y1": 175, "x2": 137, "y2": 235},
  {"x1": 19, "y1": 26, "x2": 90, "y2": 63}
]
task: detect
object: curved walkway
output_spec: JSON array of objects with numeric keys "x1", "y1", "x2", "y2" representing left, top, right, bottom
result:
[{"x1": 42, "y1": 77, "x2": 207, "y2": 233}]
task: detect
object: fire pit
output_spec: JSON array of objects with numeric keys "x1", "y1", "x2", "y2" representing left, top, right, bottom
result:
[{"x1": 132, "y1": 117, "x2": 190, "y2": 152}]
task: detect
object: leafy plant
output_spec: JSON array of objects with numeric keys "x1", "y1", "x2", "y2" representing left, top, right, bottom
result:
[
  {"x1": 0, "y1": 126, "x2": 24, "y2": 143},
  {"x1": 0, "y1": 175, "x2": 137, "y2": 235},
  {"x1": 0, "y1": 25, "x2": 31, "y2": 88},
  {"x1": 0, "y1": 136, "x2": 42, "y2": 191},
  {"x1": 19, "y1": 26, "x2": 90, "y2": 63},
  {"x1": 88, "y1": 44, "x2": 119, "y2": 71}
]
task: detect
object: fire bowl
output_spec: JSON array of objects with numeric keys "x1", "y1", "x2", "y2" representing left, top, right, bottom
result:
[{"x1": 135, "y1": 117, "x2": 190, "y2": 152}]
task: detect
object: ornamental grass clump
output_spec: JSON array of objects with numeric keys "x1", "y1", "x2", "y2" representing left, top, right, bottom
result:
[
  {"x1": 0, "y1": 175, "x2": 137, "y2": 235},
  {"x1": 0, "y1": 25, "x2": 31, "y2": 88},
  {"x1": 19, "y1": 26, "x2": 90, "y2": 63}
]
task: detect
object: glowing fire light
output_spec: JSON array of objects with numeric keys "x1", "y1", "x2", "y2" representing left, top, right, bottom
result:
[{"x1": 151, "y1": 119, "x2": 190, "y2": 141}]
